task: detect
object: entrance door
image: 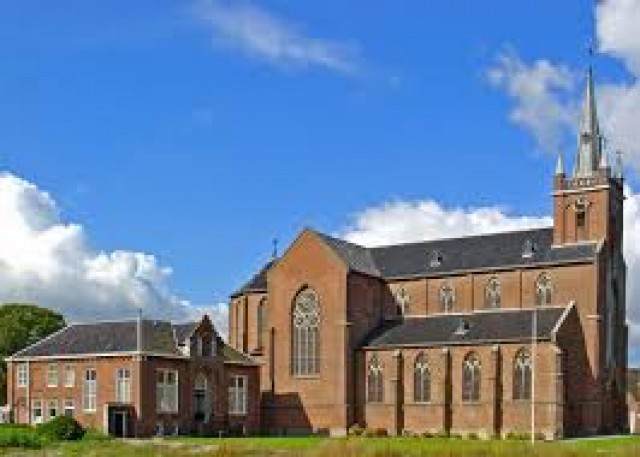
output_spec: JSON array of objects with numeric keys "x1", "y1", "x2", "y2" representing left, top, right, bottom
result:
[{"x1": 113, "y1": 411, "x2": 127, "y2": 438}]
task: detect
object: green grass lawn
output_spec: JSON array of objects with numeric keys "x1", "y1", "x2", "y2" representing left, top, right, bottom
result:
[{"x1": 3, "y1": 435, "x2": 640, "y2": 457}]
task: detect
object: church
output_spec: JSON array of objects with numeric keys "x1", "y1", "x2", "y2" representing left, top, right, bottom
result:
[{"x1": 229, "y1": 69, "x2": 628, "y2": 439}]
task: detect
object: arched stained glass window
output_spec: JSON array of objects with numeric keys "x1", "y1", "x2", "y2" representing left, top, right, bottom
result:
[
  {"x1": 513, "y1": 349, "x2": 532, "y2": 400},
  {"x1": 439, "y1": 282, "x2": 455, "y2": 312},
  {"x1": 535, "y1": 274, "x2": 552, "y2": 307},
  {"x1": 414, "y1": 353, "x2": 431, "y2": 403},
  {"x1": 367, "y1": 355, "x2": 384, "y2": 403},
  {"x1": 292, "y1": 288, "x2": 320, "y2": 376},
  {"x1": 257, "y1": 298, "x2": 266, "y2": 349},
  {"x1": 485, "y1": 277, "x2": 501, "y2": 309},
  {"x1": 395, "y1": 287, "x2": 410, "y2": 315},
  {"x1": 462, "y1": 352, "x2": 481, "y2": 402}
]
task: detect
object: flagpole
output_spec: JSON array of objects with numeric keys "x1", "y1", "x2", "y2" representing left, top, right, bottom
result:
[{"x1": 531, "y1": 305, "x2": 537, "y2": 445}]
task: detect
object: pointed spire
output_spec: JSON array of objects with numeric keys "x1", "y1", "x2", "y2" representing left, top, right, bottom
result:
[
  {"x1": 573, "y1": 67, "x2": 602, "y2": 177},
  {"x1": 555, "y1": 154, "x2": 565, "y2": 175}
]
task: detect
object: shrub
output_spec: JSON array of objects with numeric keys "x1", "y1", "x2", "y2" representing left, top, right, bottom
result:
[
  {"x1": 0, "y1": 425, "x2": 43, "y2": 448},
  {"x1": 36, "y1": 416, "x2": 84, "y2": 441},
  {"x1": 374, "y1": 428, "x2": 388, "y2": 437},
  {"x1": 467, "y1": 432, "x2": 480, "y2": 440},
  {"x1": 82, "y1": 427, "x2": 112, "y2": 442},
  {"x1": 348, "y1": 425, "x2": 364, "y2": 436},
  {"x1": 434, "y1": 430, "x2": 450, "y2": 439},
  {"x1": 420, "y1": 431, "x2": 434, "y2": 439}
]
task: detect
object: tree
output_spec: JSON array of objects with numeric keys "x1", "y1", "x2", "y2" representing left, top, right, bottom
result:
[{"x1": 0, "y1": 304, "x2": 66, "y2": 405}]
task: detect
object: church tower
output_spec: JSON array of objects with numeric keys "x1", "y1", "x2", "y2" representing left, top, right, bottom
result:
[
  {"x1": 552, "y1": 68, "x2": 624, "y2": 248},
  {"x1": 553, "y1": 68, "x2": 627, "y2": 431}
]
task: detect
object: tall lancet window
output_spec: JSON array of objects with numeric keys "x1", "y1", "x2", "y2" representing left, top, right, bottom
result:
[
  {"x1": 485, "y1": 277, "x2": 501, "y2": 309},
  {"x1": 462, "y1": 353, "x2": 481, "y2": 402},
  {"x1": 413, "y1": 353, "x2": 431, "y2": 403},
  {"x1": 367, "y1": 355, "x2": 384, "y2": 403},
  {"x1": 535, "y1": 273, "x2": 552, "y2": 307},
  {"x1": 395, "y1": 286, "x2": 410, "y2": 316},
  {"x1": 292, "y1": 288, "x2": 320, "y2": 376},
  {"x1": 513, "y1": 349, "x2": 532, "y2": 400},
  {"x1": 439, "y1": 282, "x2": 455, "y2": 313},
  {"x1": 257, "y1": 298, "x2": 266, "y2": 349}
]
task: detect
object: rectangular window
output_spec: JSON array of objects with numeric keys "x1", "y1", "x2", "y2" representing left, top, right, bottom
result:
[
  {"x1": 196, "y1": 337, "x2": 203, "y2": 357},
  {"x1": 83, "y1": 369, "x2": 97, "y2": 412},
  {"x1": 47, "y1": 364, "x2": 59, "y2": 387},
  {"x1": 48, "y1": 399, "x2": 58, "y2": 420},
  {"x1": 228, "y1": 375, "x2": 248, "y2": 415},
  {"x1": 63, "y1": 399, "x2": 74, "y2": 417},
  {"x1": 64, "y1": 365, "x2": 75, "y2": 387},
  {"x1": 31, "y1": 399, "x2": 43, "y2": 425},
  {"x1": 116, "y1": 368, "x2": 131, "y2": 403},
  {"x1": 17, "y1": 363, "x2": 28, "y2": 388},
  {"x1": 156, "y1": 369, "x2": 178, "y2": 413}
]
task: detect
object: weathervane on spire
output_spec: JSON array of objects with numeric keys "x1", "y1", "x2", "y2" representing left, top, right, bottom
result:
[{"x1": 272, "y1": 238, "x2": 279, "y2": 260}]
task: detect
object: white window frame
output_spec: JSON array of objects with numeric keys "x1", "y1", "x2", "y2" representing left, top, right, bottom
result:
[
  {"x1": 17, "y1": 363, "x2": 28, "y2": 388},
  {"x1": 115, "y1": 368, "x2": 131, "y2": 403},
  {"x1": 83, "y1": 368, "x2": 97, "y2": 412},
  {"x1": 47, "y1": 363, "x2": 59, "y2": 387},
  {"x1": 31, "y1": 399, "x2": 43, "y2": 425},
  {"x1": 228, "y1": 375, "x2": 248, "y2": 416},
  {"x1": 64, "y1": 365, "x2": 75, "y2": 388},
  {"x1": 63, "y1": 399, "x2": 74, "y2": 417},
  {"x1": 156, "y1": 369, "x2": 179, "y2": 413},
  {"x1": 47, "y1": 399, "x2": 58, "y2": 420}
]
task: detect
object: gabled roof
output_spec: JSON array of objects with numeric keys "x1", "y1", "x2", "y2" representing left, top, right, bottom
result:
[
  {"x1": 173, "y1": 322, "x2": 199, "y2": 344},
  {"x1": 233, "y1": 227, "x2": 597, "y2": 297},
  {"x1": 364, "y1": 306, "x2": 568, "y2": 348},
  {"x1": 13, "y1": 320, "x2": 180, "y2": 358},
  {"x1": 315, "y1": 231, "x2": 380, "y2": 277},
  {"x1": 11, "y1": 317, "x2": 257, "y2": 365}
]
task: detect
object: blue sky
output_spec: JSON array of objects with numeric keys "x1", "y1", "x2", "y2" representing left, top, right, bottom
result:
[{"x1": 1, "y1": 0, "x2": 639, "y2": 337}]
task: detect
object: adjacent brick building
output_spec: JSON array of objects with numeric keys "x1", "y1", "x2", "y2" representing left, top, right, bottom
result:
[
  {"x1": 5, "y1": 315, "x2": 260, "y2": 437},
  {"x1": 229, "y1": 70, "x2": 628, "y2": 439}
]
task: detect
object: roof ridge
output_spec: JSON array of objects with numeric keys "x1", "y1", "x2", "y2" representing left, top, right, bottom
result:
[{"x1": 369, "y1": 226, "x2": 553, "y2": 251}]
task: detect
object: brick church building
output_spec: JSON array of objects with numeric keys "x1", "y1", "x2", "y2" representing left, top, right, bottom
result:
[{"x1": 229, "y1": 69, "x2": 628, "y2": 439}]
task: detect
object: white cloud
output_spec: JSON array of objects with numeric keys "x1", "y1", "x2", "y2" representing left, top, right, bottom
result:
[
  {"x1": 597, "y1": 0, "x2": 640, "y2": 74},
  {"x1": 342, "y1": 199, "x2": 551, "y2": 247},
  {"x1": 488, "y1": 1, "x2": 640, "y2": 173},
  {"x1": 195, "y1": 0, "x2": 359, "y2": 75},
  {"x1": 340, "y1": 191, "x2": 640, "y2": 352},
  {"x1": 0, "y1": 172, "x2": 229, "y2": 338},
  {"x1": 487, "y1": 51, "x2": 577, "y2": 155}
]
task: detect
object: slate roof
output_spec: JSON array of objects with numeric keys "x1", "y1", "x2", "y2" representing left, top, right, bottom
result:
[
  {"x1": 364, "y1": 306, "x2": 569, "y2": 348},
  {"x1": 234, "y1": 227, "x2": 597, "y2": 297},
  {"x1": 315, "y1": 232, "x2": 381, "y2": 277},
  {"x1": 13, "y1": 320, "x2": 179, "y2": 357},
  {"x1": 173, "y1": 322, "x2": 199, "y2": 344},
  {"x1": 231, "y1": 260, "x2": 274, "y2": 297},
  {"x1": 12, "y1": 319, "x2": 257, "y2": 365}
]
